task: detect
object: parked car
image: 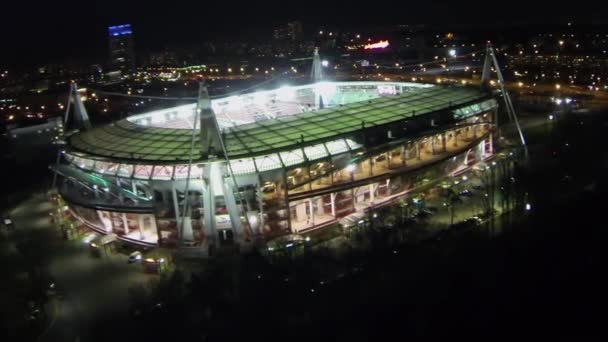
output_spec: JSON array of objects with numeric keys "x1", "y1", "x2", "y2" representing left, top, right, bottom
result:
[
  {"x1": 46, "y1": 281, "x2": 65, "y2": 300},
  {"x1": 420, "y1": 208, "x2": 436, "y2": 215},
  {"x1": 25, "y1": 301, "x2": 42, "y2": 321},
  {"x1": 82, "y1": 232, "x2": 99, "y2": 245},
  {"x1": 128, "y1": 251, "x2": 143, "y2": 263},
  {"x1": 2, "y1": 216, "x2": 14, "y2": 230},
  {"x1": 459, "y1": 189, "x2": 474, "y2": 197},
  {"x1": 415, "y1": 208, "x2": 435, "y2": 218}
]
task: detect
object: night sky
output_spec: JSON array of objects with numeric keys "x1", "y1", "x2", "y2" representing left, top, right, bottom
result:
[{"x1": 1, "y1": 0, "x2": 605, "y2": 67}]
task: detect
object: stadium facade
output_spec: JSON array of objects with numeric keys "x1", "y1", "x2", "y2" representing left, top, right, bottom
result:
[{"x1": 54, "y1": 74, "x2": 499, "y2": 255}]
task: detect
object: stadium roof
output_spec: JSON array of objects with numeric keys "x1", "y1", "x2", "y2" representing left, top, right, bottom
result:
[{"x1": 69, "y1": 85, "x2": 493, "y2": 163}]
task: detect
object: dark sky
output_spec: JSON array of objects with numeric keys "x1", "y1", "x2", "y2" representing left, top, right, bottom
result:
[{"x1": 1, "y1": 0, "x2": 606, "y2": 68}]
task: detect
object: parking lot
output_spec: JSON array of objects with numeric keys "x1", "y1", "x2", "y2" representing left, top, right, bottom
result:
[{"x1": 4, "y1": 192, "x2": 158, "y2": 342}]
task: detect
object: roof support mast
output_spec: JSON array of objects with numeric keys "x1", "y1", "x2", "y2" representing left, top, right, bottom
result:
[
  {"x1": 51, "y1": 82, "x2": 91, "y2": 189},
  {"x1": 179, "y1": 82, "x2": 254, "y2": 255},
  {"x1": 311, "y1": 48, "x2": 326, "y2": 109},
  {"x1": 311, "y1": 47, "x2": 323, "y2": 83},
  {"x1": 481, "y1": 43, "x2": 528, "y2": 158}
]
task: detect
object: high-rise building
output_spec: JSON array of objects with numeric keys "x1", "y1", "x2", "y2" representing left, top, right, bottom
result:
[
  {"x1": 273, "y1": 21, "x2": 303, "y2": 41},
  {"x1": 108, "y1": 24, "x2": 135, "y2": 73},
  {"x1": 287, "y1": 21, "x2": 303, "y2": 41}
]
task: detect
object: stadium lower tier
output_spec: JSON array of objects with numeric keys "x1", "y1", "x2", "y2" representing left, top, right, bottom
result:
[{"x1": 57, "y1": 119, "x2": 495, "y2": 253}]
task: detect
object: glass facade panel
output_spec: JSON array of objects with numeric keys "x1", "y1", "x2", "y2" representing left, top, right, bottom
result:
[
  {"x1": 303, "y1": 144, "x2": 328, "y2": 161},
  {"x1": 255, "y1": 155, "x2": 283, "y2": 172},
  {"x1": 117, "y1": 163, "x2": 134, "y2": 177},
  {"x1": 230, "y1": 159, "x2": 257, "y2": 175},
  {"x1": 152, "y1": 165, "x2": 174, "y2": 180},
  {"x1": 133, "y1": 165, "x2": 154, "y2": 179},
  {"x1": 173, "y1": 164, "x2": 203, "y2": 179},
  {"x1": 280, "y1": 150, "x2": 305, "y2": 167}
]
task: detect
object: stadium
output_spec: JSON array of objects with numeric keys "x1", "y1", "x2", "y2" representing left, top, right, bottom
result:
[{"x1": 52, "y1": 55, "x2": 501, "y2": 255}]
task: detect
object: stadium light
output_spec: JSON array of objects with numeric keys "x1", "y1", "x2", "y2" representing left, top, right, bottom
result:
[
  {"x1": 448, "y1": 49, "x2": 456, "y2": 57},
  {"x1": 321, "y1": 60, "x2": 329, "y2": 67}
]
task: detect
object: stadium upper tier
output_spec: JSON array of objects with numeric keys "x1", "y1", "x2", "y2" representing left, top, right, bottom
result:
[{"x1": 68, "y1": 82, "x2": 495, "y2": 165}]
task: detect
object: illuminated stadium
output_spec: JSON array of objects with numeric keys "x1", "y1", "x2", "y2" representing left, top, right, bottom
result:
[{"x1": 53, "y1": 63, "x2": 500, "y2": 255}]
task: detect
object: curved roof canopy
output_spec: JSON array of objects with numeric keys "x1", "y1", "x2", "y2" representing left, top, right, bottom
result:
[{"x1": 69, "y1": 84, "x2": 493, "y2": 164}]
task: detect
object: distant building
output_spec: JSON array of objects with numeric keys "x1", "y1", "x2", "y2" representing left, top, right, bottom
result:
[
  {"x1": 274, "y1": 21, "x2": 303, "y2": 41},
  {"x1": 108, "y1": 24, "x2": 135, "y2": 73},
  {"x1": 287, "y1": 21, "x2": 303, "y2": 41},
  {"x1": 273, "y1": 27, "x2": 287, "y2": 40},
  {"x1": 88, "y1": 64, "x2": 104, "y2": 84}
]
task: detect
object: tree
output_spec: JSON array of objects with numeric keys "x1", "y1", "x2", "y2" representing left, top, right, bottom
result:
[{"x1": 441, "y1": 187, "x2": 460, "y2": 226}]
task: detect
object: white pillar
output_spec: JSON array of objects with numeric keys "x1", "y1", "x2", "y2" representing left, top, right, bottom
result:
[
  {"x1": 316, "y1": 197, "x2": 324, "y2": 215},
  {"x1": 222, "y1": 177, "x2": 242, "y2": 239},
  {"x1": 296, "y1": 202, "x2": 307, "y2": 222},
  {"x1": 179, "y1": 217, "x2": 194, "y2": 242},
  {"x1": 257, "y1": 181, "x2": 265, "y2": 235},
  {"x1": 121, "y1": 213, "x2": 129, "y2": 235},
  {"x1": 171, "y1": 185, "x2": 181, "y2": 224},
  {"x1": 308, "y1": 200, "x2": 314, "y2": 225},
  {"x1": 369, "y1": 183, "x2": 375, "y2": 202},
  {"x1": 330, "y1": 193, "x2": 336, "y2": 217},
  {"x1": 202, "y1": 165, "x2": 217, "y2": 247},
  {"x1": 488, "y1": 133, "x2": 494, "y2": 155},
  {"x1": 138, "y1": 215, "x2": 145, "y2": 240}
]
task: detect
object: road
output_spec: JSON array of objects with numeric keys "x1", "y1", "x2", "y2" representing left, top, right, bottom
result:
[{"x1": 8, "y1": 193, "x2": 156, "y2": 342}]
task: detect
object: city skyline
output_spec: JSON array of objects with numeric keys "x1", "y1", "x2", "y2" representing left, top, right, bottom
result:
[{"x1": 1, "y1": 0, "x2": 606, "y2": 68}]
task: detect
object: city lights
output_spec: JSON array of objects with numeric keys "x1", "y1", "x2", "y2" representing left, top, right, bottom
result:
[{"x1": 363, "y1": 40, "x2": 389, "y2": 49}]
